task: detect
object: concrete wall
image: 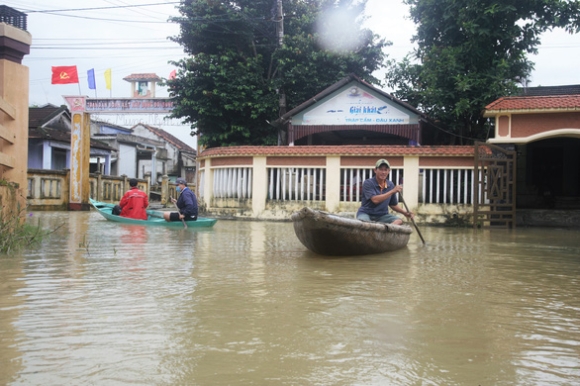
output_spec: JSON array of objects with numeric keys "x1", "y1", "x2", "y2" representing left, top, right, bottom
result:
[
  {"x1": 26, "y1": 169, "x2": 149, "y2": 211},
  {"x1": 197, "y1": 147, "x2": 478, "y2": 224},
  {"x1": 118, "y1": 143, "x2": 137, "y2": 178}
]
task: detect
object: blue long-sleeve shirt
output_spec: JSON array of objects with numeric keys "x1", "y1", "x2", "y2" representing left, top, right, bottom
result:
[{"x1": 177, "y1": 187, "x2": 198, "y2": 218}]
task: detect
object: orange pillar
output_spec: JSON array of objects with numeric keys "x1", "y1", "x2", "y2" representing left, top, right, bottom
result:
[
  {"x1": 0, "y1": 22, "x2": 31, "y2": 213},
  {"x1": 69, "y1": 111, "x2": 91, "y2": 210}
]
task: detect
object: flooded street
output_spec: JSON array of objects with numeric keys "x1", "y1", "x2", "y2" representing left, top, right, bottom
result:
[{"x1": 1, "y1": 211, "x2": 580, "y2": 385}]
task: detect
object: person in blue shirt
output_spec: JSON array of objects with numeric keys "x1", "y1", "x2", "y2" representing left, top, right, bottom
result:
[
  {"x1": 356, "y1": 159, "x2": 414, "y2": 225},
  {"x1": 163, "y1": 178, "x2": 198, "y2": 222}
]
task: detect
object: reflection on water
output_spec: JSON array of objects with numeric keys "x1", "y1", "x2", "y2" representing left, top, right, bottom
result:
[{"x1": 1, "y1": 211, "x2": 579, "y2": 385}]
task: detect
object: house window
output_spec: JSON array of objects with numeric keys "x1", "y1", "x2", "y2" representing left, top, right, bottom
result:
[{"x1": 52, "y1": 148, "x2": 67, "y2": 170}]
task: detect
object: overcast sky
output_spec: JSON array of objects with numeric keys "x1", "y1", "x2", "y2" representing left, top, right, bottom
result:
[{"x1": 6, "y1": 0, "x2": 580, "y2": 147}]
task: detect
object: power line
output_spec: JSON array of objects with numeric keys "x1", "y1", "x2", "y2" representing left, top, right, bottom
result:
[
  {"x1": 32, "y1": 40, "x2": 179, "y2": 48},
  {"x1": 6, "y1": 1, "x2": 179, "y2": 24},
  {"x1": 33, "y1": 37, "x2": 171, "y2": 41},
  {"x1": 103, "y1": 0, "x2": 170, "y2": 20},
  {"x1": 32, "y1": 46, "x2": 182, "y2": 50},
  {"x1": 29, "y1": 13, "x2": 173, "y2": 23},
  {"x1": 16, "y1": 2, "x2": 180, "y2": 13}
]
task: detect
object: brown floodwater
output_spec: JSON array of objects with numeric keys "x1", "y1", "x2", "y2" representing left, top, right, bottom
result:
[{"x1": 1, "y1": 211, "x2": 579, "y2": 385}]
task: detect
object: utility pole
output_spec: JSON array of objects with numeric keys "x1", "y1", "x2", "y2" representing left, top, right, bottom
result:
[
  {"x1": 276, "y1": 0, "x2": 286, "y2": 118},
  {"x1": 276, "y1": 0, "x2": 284, "y2": 47}
]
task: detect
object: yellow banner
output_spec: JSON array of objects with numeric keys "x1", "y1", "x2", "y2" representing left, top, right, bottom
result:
[{"x1": 104, "y1": 68, "x2": 112, "y2": 90}]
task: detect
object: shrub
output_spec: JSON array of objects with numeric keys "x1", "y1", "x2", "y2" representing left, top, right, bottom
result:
[{"x1": 0, "y1": 180, "x2": 45, "y2": 254}]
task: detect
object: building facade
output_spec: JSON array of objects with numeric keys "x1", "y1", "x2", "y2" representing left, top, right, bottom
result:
[{"x1": 484, "y1": 86, "x2": 580, "y2": 220}]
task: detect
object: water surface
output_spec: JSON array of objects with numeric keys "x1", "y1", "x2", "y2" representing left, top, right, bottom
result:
[{"x1": 1, "y1": 211, "x2": 579, "y2": 385}]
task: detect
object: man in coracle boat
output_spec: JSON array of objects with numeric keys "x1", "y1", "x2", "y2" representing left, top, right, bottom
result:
[{"x1": 356, "y1": 158, "x2": 415, "y2": 225}]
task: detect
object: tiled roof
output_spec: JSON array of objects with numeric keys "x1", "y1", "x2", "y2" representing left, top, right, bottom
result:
[
  {"x1": 199, "y1": 145, "x2": 474, "y2": 158},
  {"x1": 92, "y1": 119, "x2": 132, "y2": 132},
  {"x1": 517, "y1": 84, "x2": 580, "y2": 96},
  {"x1": 28, "y1": 104, "x2": 68, "y2": 128},
  {"x1": 29, "y1": 127, "x2": 115, "y2": 150},
  {"x1": 485, "y1": 95, "x2": 580, "y2": 112},
  {"x1": 122, "y1": 73, "x2": 161, "y2": 81},
  {"x1": 135, "y1": 123, "x2": 196, "y2": 154}
]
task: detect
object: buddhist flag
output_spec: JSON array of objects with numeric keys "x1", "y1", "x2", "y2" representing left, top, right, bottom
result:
[
  {"x1": 169, "y1": 69, "x2": 176, "y2": 80},
  {"x1": 104, "y1": 68, "x2": 112, "y2": 90},
  {"x1": 51, "y1": 66, "x2": 79, "y2": 84},
  {"x1": 87, "y1": 68, "x2": 96, "y2": 90}
]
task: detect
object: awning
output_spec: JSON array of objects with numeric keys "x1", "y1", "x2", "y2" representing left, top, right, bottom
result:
[{"x1": 290, "y1": 124, "x2": 421, "y2": 143}]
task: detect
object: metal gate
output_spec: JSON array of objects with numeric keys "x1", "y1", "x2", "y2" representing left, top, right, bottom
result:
[{"x1": 474, "y1": 141, "x2": 517, "y2": 228}]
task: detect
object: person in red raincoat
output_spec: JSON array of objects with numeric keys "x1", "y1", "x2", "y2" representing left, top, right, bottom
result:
[{"x1": 119, "y1": 178, "x2": 149, "y2": 220}]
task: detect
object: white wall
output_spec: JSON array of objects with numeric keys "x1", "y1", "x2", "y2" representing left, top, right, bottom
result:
[
  {"x1": 118, "y1": 143, "x2": 137, "y2": 178},
  {"x1": 132, "y1": 124, "x2": 178, "y2": 174}
]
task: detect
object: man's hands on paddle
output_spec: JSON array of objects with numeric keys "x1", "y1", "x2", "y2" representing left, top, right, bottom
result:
[{"x1": 171, "y1": 197, "x2": 185, "y2": 219}]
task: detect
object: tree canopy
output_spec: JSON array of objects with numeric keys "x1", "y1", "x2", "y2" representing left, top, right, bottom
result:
[
  {"x1": 386, "y1": 0, "x2": 580, "y2": 144},
  {"x1": 167, "y1": 0, "x2": 388, "y2": 147}
]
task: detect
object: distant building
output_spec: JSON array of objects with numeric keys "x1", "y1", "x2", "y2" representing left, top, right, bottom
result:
[
  {"x1": 273, "y1": 73, "x2": 437, "y2": 146},
  {"x1": 90, "y1": 120, "x2": 165, "y2": 180},
  {"x1": 27, "y1": 105, "x2": 189, "y2": 185},
  {"x1": 28, "y1": 104, "x2": 114, "y2": 173},
  {"x1": 122, "y1": 73, "x2": 162, "y2": 98},
  {"x1": 27, "y1": 71, "x2": 195, "y2": 190},
  {"x1": 131, "y1": 123, "x2": 197, "y2": 183}
]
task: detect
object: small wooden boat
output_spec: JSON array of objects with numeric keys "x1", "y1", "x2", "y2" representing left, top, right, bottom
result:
[
  {"x1": 291, "y1": 207, "x2": 412, "y2": 256},
  {"x1": 90, "y1": 198, "x2": 217, "y2": 228}
]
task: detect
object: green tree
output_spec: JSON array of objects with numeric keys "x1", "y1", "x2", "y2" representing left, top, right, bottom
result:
[
  {"x1": 167, "y1": 0, "x2": 388, "y2": 147},
  {"x1": 386, "y1": 0, "x2": 580, "y2": 144}
]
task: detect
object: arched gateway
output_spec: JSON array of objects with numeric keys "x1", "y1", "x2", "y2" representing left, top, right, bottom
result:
[{"x1": 63, "y1": 95, "x2": 173, "y2": 210}]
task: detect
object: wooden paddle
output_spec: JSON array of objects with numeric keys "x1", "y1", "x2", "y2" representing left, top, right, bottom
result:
[
  {"x1": 399, "y1": 191, "x2": 425, "y2": 245},
  {"x1": 173, "y1": 200, "x2": 187, "y2": 229}
]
